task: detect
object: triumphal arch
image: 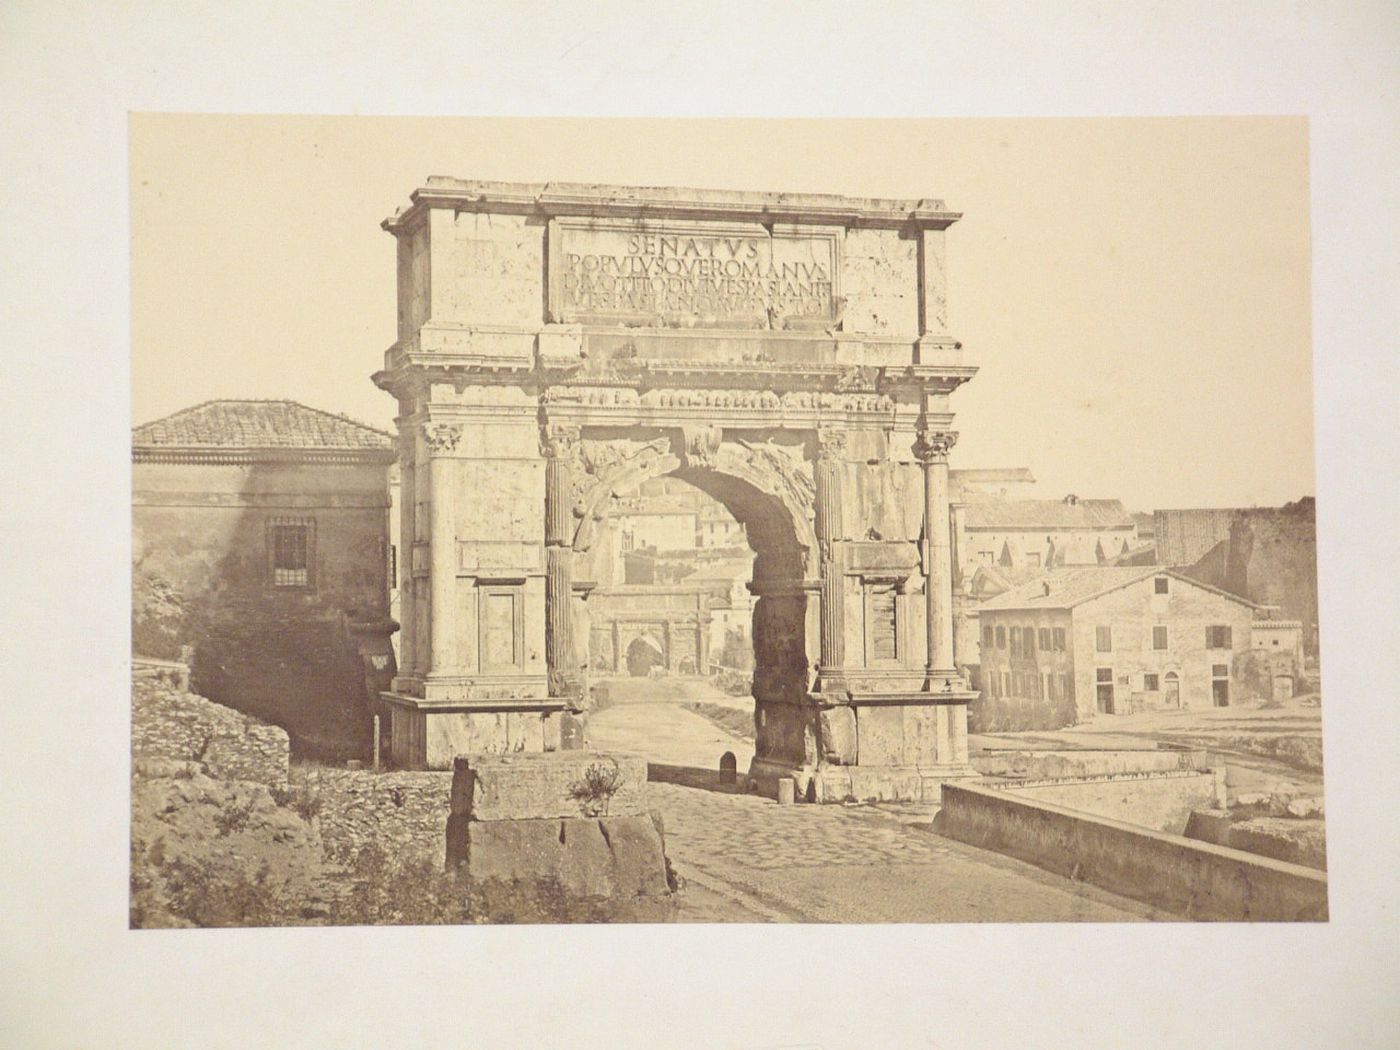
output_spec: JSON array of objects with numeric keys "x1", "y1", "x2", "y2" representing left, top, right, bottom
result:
[{"x1": 375, "y1": 178, "x2": 978, "y2": 801}]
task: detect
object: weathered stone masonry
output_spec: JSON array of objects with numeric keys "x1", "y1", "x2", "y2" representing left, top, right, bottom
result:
[{"x1": 374, "y1": 178, "x2": 980, "y2": 801}]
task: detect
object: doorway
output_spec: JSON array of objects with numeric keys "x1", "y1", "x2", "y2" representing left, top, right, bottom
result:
[{"x1": 1095, "y1": 667, "x2": 1115, "y2": 714}]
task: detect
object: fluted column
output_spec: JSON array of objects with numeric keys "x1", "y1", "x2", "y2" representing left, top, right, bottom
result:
[
  {"x1": 915, "y1": 428, "x2": 958, "y2": 681},
  {"x1": 424, "y1": 422, "x2": 463, "y2": 675},
  {"x1": 542, "y1": 423, "x2": 580, "y2": 701},
  {"x1": 814, "y1": 427, "x2": 847, "y2": 686},
  {"x1": 395, "y1": 422, "x2": 417, "y2": 676}
]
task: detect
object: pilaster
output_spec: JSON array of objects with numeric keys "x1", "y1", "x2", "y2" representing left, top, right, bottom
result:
[
  {"x1": 542, "y1": 423, "x2": 581, "y2": 704},
  {"x1": 814, "y1": 426, "x2": 848, "y2": 694}
]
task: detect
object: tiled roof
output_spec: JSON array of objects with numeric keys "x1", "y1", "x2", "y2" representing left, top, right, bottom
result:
[
  {"x1": 977, "y1": 566, "x2": 1256, "y2": 613},
  {"x1": 133, "y1": 400, "x2": 393, "y2": 451},
  {"x1": 964, "y1": 498, "x2": 1134, "y2": 529}
]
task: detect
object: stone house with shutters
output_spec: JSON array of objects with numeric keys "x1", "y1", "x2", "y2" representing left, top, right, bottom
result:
[
  {"x1": 132, "y1": 400, "x2": 398, "y2": 760},
  {"x1": 972, "y1": 566, "x2": 1256, "y2": 731}
]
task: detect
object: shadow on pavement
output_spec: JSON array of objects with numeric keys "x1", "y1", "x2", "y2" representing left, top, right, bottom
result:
[{"x1": 647, "y1": 762, "x2": 746, "y2": 795}]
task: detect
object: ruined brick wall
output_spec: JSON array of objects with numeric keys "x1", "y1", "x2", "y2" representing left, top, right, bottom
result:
[
  {"x1": 1155, "y1": 509, "x2": 1237, "y2": 567},
  {"x1": 133, "y1": 459, "x2": 392, "y2": 761},
  {"x1": 1158, "y1": 501, "x2": 1318, "y2": 654},
  {"x1": 298, "y1": 767, "x2": 452, "y2": 868},
  {"x1": 132, "y1": 675, "x2": 290, "y2": 790}
]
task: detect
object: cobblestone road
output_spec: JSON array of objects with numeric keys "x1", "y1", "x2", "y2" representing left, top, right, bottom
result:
[{"x1": 590, "y1": 678, "x2": 1165, "y2": 923}]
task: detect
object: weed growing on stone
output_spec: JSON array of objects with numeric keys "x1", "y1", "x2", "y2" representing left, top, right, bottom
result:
[
  {"x1": 213, "y1": 795, "x2": 256, "y2": 836},
  {"x1": 569, "y1": 761, "x2": 625, "y2": 817},
  {"x1": 271, "y1": 782, "x2": 322, "y2": 822}
]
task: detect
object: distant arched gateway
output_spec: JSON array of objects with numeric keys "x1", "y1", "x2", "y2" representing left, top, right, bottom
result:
[{"x1": 374, "y1": 178, "x2": 979, "y2": 801}]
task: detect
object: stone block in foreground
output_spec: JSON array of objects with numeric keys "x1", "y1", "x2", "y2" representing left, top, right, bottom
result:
[
  {"x1": 446, "y1": 813, "x2": 673, "y2": 899},
  {"x1": 450, "y1": 751, "x2": 648, "y2": 822},
  {"x1": 446, "y1": 750, "x2": 673, "y2": 904}
]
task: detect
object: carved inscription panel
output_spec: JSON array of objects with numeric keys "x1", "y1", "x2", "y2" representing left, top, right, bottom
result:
[{"x1": 548, "y1": 219, "x2": 839, "y2": 329}]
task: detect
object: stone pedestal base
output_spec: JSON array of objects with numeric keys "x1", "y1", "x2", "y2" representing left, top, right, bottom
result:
[
  {"x1": 750, "y1": 757, "x2": 979, "y2": 804},
  {"x1": 380, "y1": 693, "x2": 578, "y2": 770},
  {"x1": 750, "y1": 689, "x2": 980, "y2": 803}
]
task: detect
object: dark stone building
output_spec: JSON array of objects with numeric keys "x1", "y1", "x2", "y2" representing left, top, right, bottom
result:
[{"x1": 132, "y1": 400, "x2": 398, "y2": 760}]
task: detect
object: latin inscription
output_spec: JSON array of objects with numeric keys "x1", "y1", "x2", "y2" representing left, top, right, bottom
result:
[{"x1": 550, "y1": 222, "x2": 837, "y2": 327}]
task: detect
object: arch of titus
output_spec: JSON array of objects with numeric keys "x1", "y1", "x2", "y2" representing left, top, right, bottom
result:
[{"x1": 374, "y1": 178, "x2": 978, "y2": 801}]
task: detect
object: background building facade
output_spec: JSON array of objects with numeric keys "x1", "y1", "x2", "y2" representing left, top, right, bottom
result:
[{"x1": 132, "y1": 400, "x2": 398, "y2": 760}]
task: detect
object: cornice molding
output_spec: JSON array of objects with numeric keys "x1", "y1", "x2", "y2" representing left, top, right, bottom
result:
[
  {"x1": 383, "y1": 178, "x2": 961, "y2": 236},
  {"x1": 132, "y1": 447, "x2": 397, "y2": 466}
]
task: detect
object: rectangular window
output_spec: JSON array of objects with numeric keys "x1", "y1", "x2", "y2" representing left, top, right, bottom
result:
[
  {"x1": 1154, "y1": 577, "x2": 1169, "y2": 594},
  {"x1": 1144, "y1": 673, "x2": 1160, "y2": 691},
  {"x1": 1152, "y1": 625, "x2": 1169, "y2": 651},
  {"x1": 982, "y1": 625, "x2": 994, "y2": 650},
  {"x1": 1024, "y1": 626, "x2": 1035, "y2": 654},
  {"x1": 995, "y1": 626, "x2": 1006, "y2": 649},
  {"x1": 1061, "y1": 673, "x2": 1073, "y2": 701},
  {"x1": 1052, "y1": 627, "x2": 1066, "y2": 650},
  {"x1": 1096, "y1": 667, "x2": 1113, "y2": 683},
  {"x1": 1003, "y1": 671, "x2": 1011, "y2": 697},
  {"x1": 1207, "y1": 625, "x2": 1233, "y2": 649},
  {"x1": 1096, "y1": 626, "x2": 1112, "y2": 652},
  {"x1": 267, "y1": 517, "x2": 314, "y2": 588},
  {"x1": 1038, "y1": 627, "x2": 1052, "y2": 650},
  {"x1": 1047, "y1": 674, "x2": 1057, "y2": 701},
  {"x1": 1010, "y1": 627, "x2": 1020, "y2": 655},
  {"x1": 1212, "y1": 663, "x2": 1230, "y2": 678}
]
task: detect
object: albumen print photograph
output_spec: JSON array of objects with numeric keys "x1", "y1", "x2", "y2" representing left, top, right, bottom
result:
[{"x1": 129, "y1": 116, "x2": 1323, "y2": 926}]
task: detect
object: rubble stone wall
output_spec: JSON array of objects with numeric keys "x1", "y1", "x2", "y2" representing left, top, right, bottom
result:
[{"x1": 132, "y1": 675, "x2": 289, "y2": 790}]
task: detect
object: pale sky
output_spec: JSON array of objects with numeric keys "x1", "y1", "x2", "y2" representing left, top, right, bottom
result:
[{"x1": 131, "y1": 115, "x2": 1313, "y2": 512}]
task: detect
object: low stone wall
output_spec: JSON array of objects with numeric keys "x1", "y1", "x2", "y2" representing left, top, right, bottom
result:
[
  {"x1": 935, "y1": 781, "x2": 1327, "y2": 921},
  {"x1": 298, "y1": 768, "x2": 452, "y2": 868},
  {"x1": 973, "y1": 748, "x2": 1208, "y2": 779},
  {"x1": 132, "y1": 674, "x2": 289, "y2": 790},
  {"x1": 1185, "y1": 810, "x2": 1327, "y2": 870},
  {"x1": 1001, "y1": 770, "x2": 1223, "y2": 835}
]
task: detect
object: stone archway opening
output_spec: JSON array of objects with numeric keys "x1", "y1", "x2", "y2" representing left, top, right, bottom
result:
[
  {"x1": 625, "y1": 635, "x2": 665, "y2": 677},
  {"x1": 579, "y1": 456, "x2": 810, "y2": 773}
]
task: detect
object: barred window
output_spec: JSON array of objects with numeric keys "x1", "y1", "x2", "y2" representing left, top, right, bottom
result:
[
  {"x1": 868, "y1": 586, "x2": 898, "y2": 662},
  {"x1": 267, "y1": 517, "x2": 314, "y2": 588}
]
